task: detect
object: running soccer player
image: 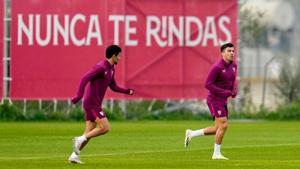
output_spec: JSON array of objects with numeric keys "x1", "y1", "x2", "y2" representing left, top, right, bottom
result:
[
  {"x1": 184, "y1": 43, "x2": 237, "y2": 160},
  {"x1": 68, "y1": 45, "x2": 134, "y2": 164}
]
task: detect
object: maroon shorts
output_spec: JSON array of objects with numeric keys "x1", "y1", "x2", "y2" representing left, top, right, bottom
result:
[
  {"x1": 207, "y1": 101, "x2": 228, "y2": 119},
  {"x1": 83, "y1": 107, "x2": 106, "y2": 122}
]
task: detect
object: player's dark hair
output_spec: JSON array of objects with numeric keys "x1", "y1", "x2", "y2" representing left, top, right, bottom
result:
[
  {"x1": 220, "y1": 43, "x2": 234, "y2": 52},
  {"x1": 106, "y1": 45, "x2": 122, "y2": 59}
]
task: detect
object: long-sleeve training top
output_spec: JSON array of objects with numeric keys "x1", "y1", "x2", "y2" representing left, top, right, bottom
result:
[
  {"x1": 75, "y1": 59, "x2": 130, "y2": 108},
  {"x1": 205, "y1": 59, "x2": 237, "y2": 104}
]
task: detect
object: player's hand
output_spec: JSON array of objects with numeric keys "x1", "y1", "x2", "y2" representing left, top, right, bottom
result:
[
  {"x1": 231, "y1": 87, "x2": 238, "y2": 98},
  {"x1": 224, "y1": 90, "x2": 232, "y2": 97},
  {"x1": 129, "y1": 89, "x2": 134, "y2": 95},
  {"x1": 71, "y1": 96, "x2": 81, "y2": 104}
]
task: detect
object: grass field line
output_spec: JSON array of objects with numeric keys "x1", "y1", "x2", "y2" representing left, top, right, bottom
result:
[{"x1": 0, "y1": 143, "x2": 299, "y2": 160}]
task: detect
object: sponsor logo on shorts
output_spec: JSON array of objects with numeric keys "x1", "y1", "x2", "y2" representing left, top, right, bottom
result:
[
  {"x1": 217, "y1": 110, "x2": 222, "y2": 115},
  {"x1": 99, "y1": 111, "x2": 104, "y2": 116},
  {"x1": 233, "y1": 67, "x2": 236, "y2": 72}
]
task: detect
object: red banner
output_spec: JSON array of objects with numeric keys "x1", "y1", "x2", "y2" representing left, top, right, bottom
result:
[{"x1": 10, "y1": 0, "x2": 237, "y2": 100}]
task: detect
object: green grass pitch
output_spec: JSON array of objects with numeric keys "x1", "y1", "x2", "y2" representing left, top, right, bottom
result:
[{"x1": 0, "y1": 120, "x2": 299, "y2": 169}]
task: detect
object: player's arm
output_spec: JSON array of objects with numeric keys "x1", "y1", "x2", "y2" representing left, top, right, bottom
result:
[
  {"x1": 230, "y1": 81, "x2": 238, "y2": 98},
  {"x1": 72, "y1": 66, "x2": 105, "y2": 104},
  {"x1": 205, "y1": 66, "x2": 232, "y2": 97},
  {"x1": 230, "y1": 64, "x2": 238, "y2": 98},
  {"x1": 109, "y1": 73, "x2": 134, "y2": 95}
]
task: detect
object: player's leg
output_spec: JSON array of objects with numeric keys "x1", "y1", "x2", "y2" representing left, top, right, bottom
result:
[
  {"x1": 73, "y1": 109, "x2": 109, "y2": 153},
  {"x1": 72, "y1": 107, "x2": 98, "y2": 155},
  {"x1": 197, "y1": 101, "x2": 219, "y2": 135},
  {"x1": 184, "y1": 101, "x2": 218, "y2": 148},
  {"x1": 215, "y1": 117, "x2": 228, "y2": 144},
  {"x1": 80, "y1": 121, "x2": 97, "y2": 150},
  {"x1": 70, "y1": 109, "x2": 109, "y2": 163},
  {"x1": 84, "y1": 117, "x2": 110, "y2": 138},
  {"x1": 190, "y1": 124, "x2": 218, "y2": 137},
  {"x1": 184, "y1": 125, "x2": 218, "y2": 148},
  {"x1": 212, "y1": 116, "x2": 229, "y2": 160},
  {"x1": 69, "y1": 121, "x2": 96, "y2": 164}
]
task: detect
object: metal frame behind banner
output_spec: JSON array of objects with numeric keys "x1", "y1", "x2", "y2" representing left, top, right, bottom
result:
[{"x1": 2, "y1": 0, "x2": 8, "y2": 101}]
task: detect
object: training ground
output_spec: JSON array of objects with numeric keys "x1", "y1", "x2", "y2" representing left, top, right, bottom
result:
[{"x1": 0, "y1": 120, "x2": 299, "y2": 169}]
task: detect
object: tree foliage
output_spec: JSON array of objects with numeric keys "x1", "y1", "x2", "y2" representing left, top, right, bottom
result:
[{"x1": 275, "y1": 57, "x2": 300, "y2": 103}]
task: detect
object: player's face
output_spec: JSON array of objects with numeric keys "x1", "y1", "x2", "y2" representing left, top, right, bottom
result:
[
  {"x1": 222, "y1": 47, "x2": 235, "y2": 62},
  {"x1": 112, "y1": 53, "x2": 121, "y2": 64}
]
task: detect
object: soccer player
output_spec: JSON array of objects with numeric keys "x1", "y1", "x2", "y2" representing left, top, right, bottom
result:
[
  {"x1": 68, "y1": 45, "x2": 134, "y2": 164},
  {"x1": 184, "y1": 43, "x2": 237, "y2": 160}
]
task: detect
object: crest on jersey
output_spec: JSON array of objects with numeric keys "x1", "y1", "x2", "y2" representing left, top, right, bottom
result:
[
  {"x1": 222, "y1": 69, "x2": 226, "y2": 73},
  {"x1": 104, "y1": 71, "x2": 108, "y2": 75},
  {"x1": 233, "y1": 67, "x2": 236, "y2": 72}
]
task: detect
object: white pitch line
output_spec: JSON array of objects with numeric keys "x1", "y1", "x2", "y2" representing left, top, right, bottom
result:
[{"x1": 0, "y1": 143, "x2": 299, "y2": 160}]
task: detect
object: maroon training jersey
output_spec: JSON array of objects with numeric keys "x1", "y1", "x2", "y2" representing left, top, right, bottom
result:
[
  {"x1": 205, "y1": 59, "x2": 237, "y2": 104},
  {"x1": 75, "y1": 60, "x2": 130, "y2": 108}
]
